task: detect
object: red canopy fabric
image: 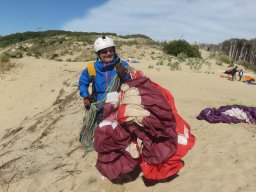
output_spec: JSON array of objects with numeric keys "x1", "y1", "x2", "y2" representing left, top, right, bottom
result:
[{"x1": 94, "y1": 70, "x2": 195, "y2": 181}]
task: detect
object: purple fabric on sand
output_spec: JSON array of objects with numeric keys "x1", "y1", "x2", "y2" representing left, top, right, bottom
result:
[{"x1": 197, "y1": 105, "x2": 256, "y2": 124}]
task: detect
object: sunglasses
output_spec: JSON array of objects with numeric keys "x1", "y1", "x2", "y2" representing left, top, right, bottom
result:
[{"x1": 100, "y1": 48, "x2": 115, "y2": 54}]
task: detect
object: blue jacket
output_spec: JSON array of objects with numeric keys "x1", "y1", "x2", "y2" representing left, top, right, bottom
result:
[{"x1": 79, "y1": 55, "x2": 130, "y2": 101}]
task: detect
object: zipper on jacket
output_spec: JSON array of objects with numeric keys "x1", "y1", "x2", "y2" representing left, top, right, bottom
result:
[{"x1": 104, "y1": 64, "x2": 108, "y2": 88}]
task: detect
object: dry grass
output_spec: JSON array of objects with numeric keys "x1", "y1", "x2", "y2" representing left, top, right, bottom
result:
[{"x1": 0, "y1": 53, "x2": 15, "y2": 73}]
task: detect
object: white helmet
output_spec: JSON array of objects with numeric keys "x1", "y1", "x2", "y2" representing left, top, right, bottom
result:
[{"x1": 94, "y1": 36, "x2": 115, "y2": 52}]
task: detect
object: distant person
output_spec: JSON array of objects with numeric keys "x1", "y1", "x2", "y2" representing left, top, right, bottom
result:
[
  {"x1": 231, "y1": 66, "x2": 238, "y2": 81},
  {"x1": 78, "y1": 36, "x2": 130, "y2": 110},
  {"x1": 238, "y1": 69, "x2": 244, "y2": 81}
]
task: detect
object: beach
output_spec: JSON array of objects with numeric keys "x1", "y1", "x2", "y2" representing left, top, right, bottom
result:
[{"x1": 0, "y1": 49, "x2": 256, "y2": 192}]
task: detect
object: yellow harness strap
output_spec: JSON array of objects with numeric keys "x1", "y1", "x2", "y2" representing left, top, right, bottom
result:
[{"x1": 87, "y1": 62, "x2": 96, "y2": 78}]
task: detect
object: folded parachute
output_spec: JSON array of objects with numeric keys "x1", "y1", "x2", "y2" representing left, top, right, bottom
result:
[
  {"x1": 94, "y1": 69, "x2": 195, "y2": 181},
  {"x1": 197, "y1": 105, "x2": 256, "y2": 124}
]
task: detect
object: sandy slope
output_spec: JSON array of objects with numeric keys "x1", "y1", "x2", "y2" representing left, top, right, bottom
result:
[{"x1": 0, "y1": 50, "x2": 256, "y2": 192}]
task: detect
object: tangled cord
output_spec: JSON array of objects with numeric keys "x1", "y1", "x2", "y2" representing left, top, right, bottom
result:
[{"x1": 79, "y1": 74, "x2": 122, "y2": 151}]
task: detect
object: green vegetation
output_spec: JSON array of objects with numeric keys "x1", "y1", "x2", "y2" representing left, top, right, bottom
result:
[
  {"x1": 0, "y1": 30, "x2": 158, "y2": 62},
  {"x1": 218, "y1": 53, "x2": 233, "y2": 64},
  {"x1": 148, "y1": 65, "x2": 154, "y2": 69},
  {"x1": 6, "y1": 51, "x2": 23, "y2": 58},
  {"x1": 167, "y1": 60, "x2": 181, "y2": 71},
  {"x1": 163, "y1": 40, "x2": 201, "y2": 58},
  {"x1": 119, "y1": 34, "x2": 152, "y2": 40},
  {"x1": 0, "y1": 31, "x2": 103, "y2": 47},
  {"x1": 0, "y1": 53, "x2": 9, "y2": 63},
  {"x1": 0, "y1": 53, "x2": 15, "y2": 73},
  {"x1": 156, "y1": 60, "x2": 164, "y2": 66},
  {"x1": 0, "y1": 30, "x2": 152, "y2": 48},
  {"x1": 187, "y1": 60, "x2": 203, "y2": 72},
  {"x1": 210, "y1": 52, "x2": 235, "y2": 66}
]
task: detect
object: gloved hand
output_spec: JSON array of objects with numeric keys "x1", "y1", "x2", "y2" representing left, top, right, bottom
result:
[
  {"x1": 115, "y1": 62, "x2": 127, "y2": 79},
  {"x1": 84, "y1": 97, "x2": 91, "y2": 110}
]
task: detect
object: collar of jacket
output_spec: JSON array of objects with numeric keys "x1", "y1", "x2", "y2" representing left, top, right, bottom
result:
[{"x1": 95, "y1": 55, "x2": 120, "y2": 71}]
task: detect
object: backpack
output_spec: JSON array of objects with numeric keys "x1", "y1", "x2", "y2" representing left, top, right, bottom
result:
[
  {"x1": 87, "y1": 62, "x2": 97, "y2": 102},
  {"x1": 87, "y1": 62, "x2": 96, "y2": 78}
]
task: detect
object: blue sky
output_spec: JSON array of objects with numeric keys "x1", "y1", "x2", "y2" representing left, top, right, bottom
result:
[{"x1": 1, "y1": 0, "x2": 255, "y2": 43}]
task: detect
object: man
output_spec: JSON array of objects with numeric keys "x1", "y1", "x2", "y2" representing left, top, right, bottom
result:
[
  {"x1": 238, "y1": 69, "x2": 244, "y2": 81},
  {"x1": 79, "y1": 36, "x2": 130, "y2": 110},
  {"x1": 231, "y1": 66, "x2": 238, "y2": 81}
]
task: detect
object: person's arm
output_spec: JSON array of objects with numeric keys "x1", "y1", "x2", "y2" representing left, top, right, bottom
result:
[
  {"x1": 123, "y1": 60, "x2": 131, "y2": 81},
  {"x1": 115, "y1": 60, "x2": 131, "y2": 81},
  {"x1": 79, "y1": 68, "x2": 93, "y2": 99}
]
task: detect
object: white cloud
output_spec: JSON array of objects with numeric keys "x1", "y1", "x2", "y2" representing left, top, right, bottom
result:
[{"x1": 62, "y1": 0, "x2": 256, "y2": 43}]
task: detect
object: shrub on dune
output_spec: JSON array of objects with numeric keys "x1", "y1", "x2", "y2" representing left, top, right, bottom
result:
[{"x1": 163, "y1": 40, "x2": 201, "y2": 58}]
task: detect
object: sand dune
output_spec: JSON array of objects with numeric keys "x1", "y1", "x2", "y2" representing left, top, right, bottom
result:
[{"x1": 0, "y1": 50, "x2": 255, "y2": 192}]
